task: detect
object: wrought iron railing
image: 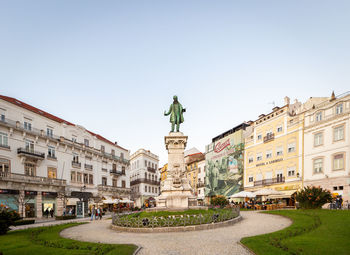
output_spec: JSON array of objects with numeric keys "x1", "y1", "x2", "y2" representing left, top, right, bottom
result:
[
  {"x1": 130, "y1": 178, "x2": 160, "y2": 186},
  {"x1": 17, "y1": 147, "x2": 45, "y2": 159},
  {"x1": 0, "y1": 172, "x2": 66, "y2": 186}
]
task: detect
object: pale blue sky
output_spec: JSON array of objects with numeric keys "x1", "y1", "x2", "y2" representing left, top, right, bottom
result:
[{"x1": 1, "y1": 1, "x2": 349, "y2": 164}]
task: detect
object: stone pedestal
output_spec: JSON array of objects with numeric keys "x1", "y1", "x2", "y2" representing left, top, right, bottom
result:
[{"x1": 156, "y1": 132, "x2": 197, "y2": 209}]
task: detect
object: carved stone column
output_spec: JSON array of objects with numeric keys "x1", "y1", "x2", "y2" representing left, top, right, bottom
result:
[{"x1": 36, "y1": 192, "x2": 42, "y2": 218}]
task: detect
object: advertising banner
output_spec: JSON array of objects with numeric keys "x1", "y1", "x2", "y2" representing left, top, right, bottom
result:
[{"x1": 205, "y1": 133, "x2": 244, "y2": 197}]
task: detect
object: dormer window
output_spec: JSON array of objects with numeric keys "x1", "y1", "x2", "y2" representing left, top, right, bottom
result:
[
  {"x1": 315, "y1": 112, "x2": 322, "y2": 122},
  {"x1": 84, "y1": 139, "x2": 89, "y2": 147},
  {"x1": 24, "y1": 121, "x2": 32, "y2": 131},
  {"x1": 336, "y1": 104, "x2": 343, "y2": 115}
]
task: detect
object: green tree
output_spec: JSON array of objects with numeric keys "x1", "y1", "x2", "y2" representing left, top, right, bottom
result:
[{"x1": 295, "y1": 186, "x2": 332, "y2": 209}]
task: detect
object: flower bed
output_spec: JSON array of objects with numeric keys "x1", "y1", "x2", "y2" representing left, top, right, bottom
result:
[{"x1": 112, "y1": 207, "x2": 240, "y2": 228}]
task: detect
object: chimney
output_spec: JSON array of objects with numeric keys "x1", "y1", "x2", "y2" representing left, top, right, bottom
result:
[
  {"x1": 115, "y1": 141, "x2": 118, "y2": 145},
  {"x1": 330, "y1": 91, "x2": 336, "y2": 101},
  {"x1": 284, "y1": 96, "x2": 290, "y2": 105}
]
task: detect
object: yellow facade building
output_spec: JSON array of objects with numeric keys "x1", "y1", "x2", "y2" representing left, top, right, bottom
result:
[
  {"x1": 185, "y1": 151, "x2": 205, "y2": 196},
  {"x1": 244, "y1": 97, "x2": 304, "y2": 203}
]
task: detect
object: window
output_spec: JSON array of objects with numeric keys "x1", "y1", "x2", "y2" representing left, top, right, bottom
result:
[
  {"x1": 339, "y1": 186, "x2": 344, "y2": 190},
  {"x1": 122, "y1": 180, "x2": 126, "y2": 188},
  {"x1": 71, "y1": 171, "x2": 76, "y2": 182},
  {"x1": 152, "y1": 187, "x2": 154, "y2": 193},
  {"x1": 333, "y1": 186, "x2": 338, "y2": 191},
  {"x1": 111, "y1": 149, "x2": 115, "y2": 156},
  {"x1": 256, "y1": 153, "x2": 262, "y2": 161},
  {"x1": 120, "y1": 153, "x2": 124, "y2": 159},
  {"x1": 101, "y1": 145, "x2": 105, "y2": 152},
  {"x1": 112, "y1": 178, "x2": 117, "y2": 187},
  {"x1": 0, "y1": 114, "x2": 5, "y2": 122},
  {"x1": 287, "y1": 168, "x2": 295, "y2": 177},
  {"x1": 25, "y1": 139, "x2": 34, "y2": 152},
  {"x1": 333, "y1": 126, "x2": 344, "y2": 141},
  {"x1": 198, "y1": 167, "x2": 201, "y2": 173},
  {"x1": 257, "y1": 134, "x2": 262, "y2": 140},
  {"x1": 276, "y1": 173, "x2": 283, "y2": 182},
  {"x1": 336, "y1": 104, "x2": 343, "y2": 115},
  {"x1": 333, "y1": 153, "x2": 344, "y2": 170},
  {"x1": 148, "y1": 186, "x2": 151, "y2": 192},
  {"x1": 266, "y1": 151, "x2": 272, "y2": 159},
  {"x1": 145, "y1": 185, "x2": 147, "y2": 192},
  {"x1": 277, "y1": 126, "x2": 283, "y2": 133},
  {"x1": 0, "y1": 132, "x2": 8, "y2": 147},
  {"x1": 287, "y1": 143, "x2": 295, "y2": 153},
  {"x1": 112, "y1": 163, "x2": 117, "y2": 170},
  {"x1": 72, "y1": 136, "x2": 77, "y2": 142},
  {"x1": 102, "y1": 177, "x2": 107, "y2": 186},
  {"x1": 122, "y1": 166, "x2": 125, "y2": 174},
  {"x1": 84, "y1": 139, "x2": 89, "y2": 147},
  {"x1": 89, "y1": 174, "x2": 93, "y2": 184},
  {"x1": 316, "y1": 112, "x2": 322, "y2": 122},
  {"x1": 145, "y1": 172, "x2": 147, "y2": 179},
  {"x1": 77, "y1": 172, "x2": 82, "y2": 183},
  {"x1": 84, "y1": 173, "x2": 88, "y2": 184},
  {"x1": 248, "y1": 176, "x2": 253, "y2": 182},
  {"x1": 24, "y1": 121, "x2": 32, "y2": 131},
  {"x1": 73, "y1": 153, "x2": 79, "y2": 163},
  {"x1": 25, "y1": 162, "x2": 35, "y2": 176},
  {"x1": 46, "y1": 127, "x2": 53, "y2": 137},
  {"x1": 248, "y1": 156, "x2": 253, "y2": 163},
  {"x1": 313, "y1": 158, "x2": 323, "y2": 173},
  {"x1": 0, "y1": 158, "x2": 10, "y2": 176},
  {"x1": 48, "y1": 146, "x2": 56, "y2": 158},
  {"x1": 47, "y1": 167, "x2": 57, "y2": 179},
  {"x1": 276, "y1": 146, "x2": 283, "y2": 156},
  {"x1": 314, "y1": 133, "x2": 323, "y2": 146}
]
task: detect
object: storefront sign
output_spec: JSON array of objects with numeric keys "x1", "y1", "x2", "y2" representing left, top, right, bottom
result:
[
  {"x1": 256, "y1": 158, "x2": 283, "y2": 167},
  {"x1": 25, "y1": 191, "x2": 37, "y2": 196},
  {"x1": 0, "y1": 189, "x2": 19, "y2": 195},
  {"x1": 42, "y1": 192, "x2": 57, "y2": 197}
]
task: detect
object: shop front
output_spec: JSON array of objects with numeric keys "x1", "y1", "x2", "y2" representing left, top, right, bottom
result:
[
  {"x1": 24, "y1": 191, "x2": 37, "y2": 217},
  {"x1": 42, "y1": 192, "x2": 57, "y2": 217},
  {"x1": 0, "y1": 189, "x2": 19, "y2": 211}
]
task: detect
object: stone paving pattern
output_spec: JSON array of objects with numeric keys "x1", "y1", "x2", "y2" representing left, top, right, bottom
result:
[{"x1": 60, "y1": 211, "x2": 291, "y2": 255}]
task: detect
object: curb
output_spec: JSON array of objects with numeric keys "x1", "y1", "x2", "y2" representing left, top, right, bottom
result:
[{"x1": 133, "y1": 246, "x2": 142, "y2": 255}]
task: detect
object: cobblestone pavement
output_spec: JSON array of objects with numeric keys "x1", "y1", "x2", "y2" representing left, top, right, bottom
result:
[{"x1": 60, "y1": 211, "x2": 291, "y2": 255}]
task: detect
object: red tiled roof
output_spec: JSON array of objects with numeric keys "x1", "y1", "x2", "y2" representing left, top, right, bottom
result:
[{"x1": 0, "y1": 95, "x2": 128, "y2": 152}]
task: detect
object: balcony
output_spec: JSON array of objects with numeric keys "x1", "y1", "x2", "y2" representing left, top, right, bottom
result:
[
  {"x1": 97, "y1": 184, "x2": 130, "y2": 194},
  {"x1": 263, "y1": 133, "x2": 275, "y2": 143},
  {"x1": 130, "y1": 178, "x2": 160, "y2": 186},
  {"x1": 72, "y1": 161, "x2": 81, "y2": 168},
  {"x1": 110, "y1": 169, "x2": 123, "y2": 176},
  {"x1": 0, "y1": 172, "x2": 66, "y2": 187},
  {"x1": 84, "y1": 164, "x2": 93, "y2": 171},
  {"x1": 196, "y1": 182, "x2": 205, "y2": 188},
  {"x1": 17, "y1": 147, "x2": 45, "y2": 159},
  {"x1": 0, "y1": 144, "x2": 10, "y2": 150},
  {"x1": 254, "y1": 177, "x2": 285, "y2": 187},
  {"x1": 147, "y1": 167, "x2": 156, "y2": 173},
  {"x1": 102, "y1": 152, "x2": 130, "y2": 165}
]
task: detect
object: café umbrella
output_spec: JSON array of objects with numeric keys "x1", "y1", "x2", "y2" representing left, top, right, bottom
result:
[
  {"x1": 230, "y1": 191, "x2": 256, "y2": 198},
  {"x1": 253, "y1": 188, "x2": 283, "y2": 196}
]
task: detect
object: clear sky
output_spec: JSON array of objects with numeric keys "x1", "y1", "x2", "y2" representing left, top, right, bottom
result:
[{"x1": 1, "y1": 1, "x2": 349, "y2": 165}]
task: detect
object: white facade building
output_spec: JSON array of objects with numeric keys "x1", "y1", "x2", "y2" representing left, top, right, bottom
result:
[
  {"x1": 0, "y1": 95, "x2": 131, "y2": 217},
  {"x1": 130, "y1": 149, "x2": 160, "y2": 208},
  {"x1": 197, "y1": 159, "x2": 206, "y2": 202},
  {"x1": 304, "y1": 92, "x2": 350, "y2": 202}
]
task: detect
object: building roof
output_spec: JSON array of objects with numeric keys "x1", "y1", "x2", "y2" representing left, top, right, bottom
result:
[
  {"x1": 184, "y1": 147, "x2": 201, "y2": 157},
  {"x1": 212, "y1": 122, "x2": 249, "y2": 143},
  {"x1": 0, "y1": 95, "x2": 128, "y2": 151}
]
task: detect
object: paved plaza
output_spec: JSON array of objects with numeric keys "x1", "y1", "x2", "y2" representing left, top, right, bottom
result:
[{"x1": 60, "y1": 211, "x2": 291, "y2": 255}]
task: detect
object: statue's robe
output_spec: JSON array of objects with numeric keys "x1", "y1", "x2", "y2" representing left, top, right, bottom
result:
[{"x1": 167, "y1": 102, "x2": 184, "y2": 124}]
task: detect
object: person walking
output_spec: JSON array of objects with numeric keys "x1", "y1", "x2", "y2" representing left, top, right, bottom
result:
[
  {"x1": 50, "y1": 208, "x2": 54, "y2": 218},
  {"x1": 99, "y1": 207, "x2": 103, "y2": 220},
  {"x1": 91, "y1": 205, "x2": 95, "y2": 221},
  {"x1": 96, "y1": 207, "x2": 100, "y2": 220}
]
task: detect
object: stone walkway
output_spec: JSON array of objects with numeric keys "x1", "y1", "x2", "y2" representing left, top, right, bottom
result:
[{"x1": 60, "y1": 211, "x2": 291, "y2": 255}]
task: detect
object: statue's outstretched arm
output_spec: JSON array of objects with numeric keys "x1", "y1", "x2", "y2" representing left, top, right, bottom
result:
[{"x1": 164, "y1": 105, "x2": 171, "y2": 116}]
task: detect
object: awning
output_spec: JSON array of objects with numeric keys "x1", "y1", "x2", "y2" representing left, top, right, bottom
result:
[
  {"x1": 67, "y1": 198, "x2": 80, "y2": 206},
  {"x1": 268, "y1": 190, "x2": 296, "y2": 199},
  {"x1": 102, "y1": 199, "x2": 119, "y2": 204},
  {"x1": 119, "y1": 199, "x2": 134, "y2": 203}
]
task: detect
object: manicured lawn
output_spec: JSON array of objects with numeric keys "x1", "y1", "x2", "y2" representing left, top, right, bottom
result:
[
  {"x1": 241, "y1": 209, "x2": 350, "y2": 255},
  {"x1": 0, "y1": 223, "x2": 137, "y2": 255}
]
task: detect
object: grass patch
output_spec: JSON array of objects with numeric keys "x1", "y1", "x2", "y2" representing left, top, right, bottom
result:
[
  {"x1": 241, "y1": 209, "x2": 350, "y2": 255},
  {"x1": 0, "y1": 223, "x2": 137, "y2": 255}
]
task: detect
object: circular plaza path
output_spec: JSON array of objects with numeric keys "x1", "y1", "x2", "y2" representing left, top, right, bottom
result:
[{"x1": 60, "y1": 211, "x2": 291, "y2": 255}]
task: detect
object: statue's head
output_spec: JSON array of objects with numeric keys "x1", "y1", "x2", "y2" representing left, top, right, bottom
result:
[{"x1": 173, "y1": 95, "x2": 178, "y2": 102}]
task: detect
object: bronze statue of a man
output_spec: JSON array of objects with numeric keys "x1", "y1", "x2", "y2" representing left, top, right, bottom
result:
[{"x1": 164, "y1": 95, "x2": 186, "y2": 132}]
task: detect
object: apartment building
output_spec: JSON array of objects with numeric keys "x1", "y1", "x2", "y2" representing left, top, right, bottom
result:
[
  {"x1": 304, "y1": 92, "x2": 350, "y2": 202},
  {"x1": 0, "y1": 95, "x2": 130, "y2": 217},
  {"x1": 130, "y1": 149, "x2": 160, "y2": 207},
  {"x1": 184, "y1": 148, "x2": 205, "y2": 200},
  {"x1": 244, "y1": 97, "x2": 303, "y2": 204}
]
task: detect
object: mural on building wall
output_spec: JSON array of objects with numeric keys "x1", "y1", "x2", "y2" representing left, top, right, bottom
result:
[{"x1": 205, "y1": 135, "x2": 244, "y2": 197}]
